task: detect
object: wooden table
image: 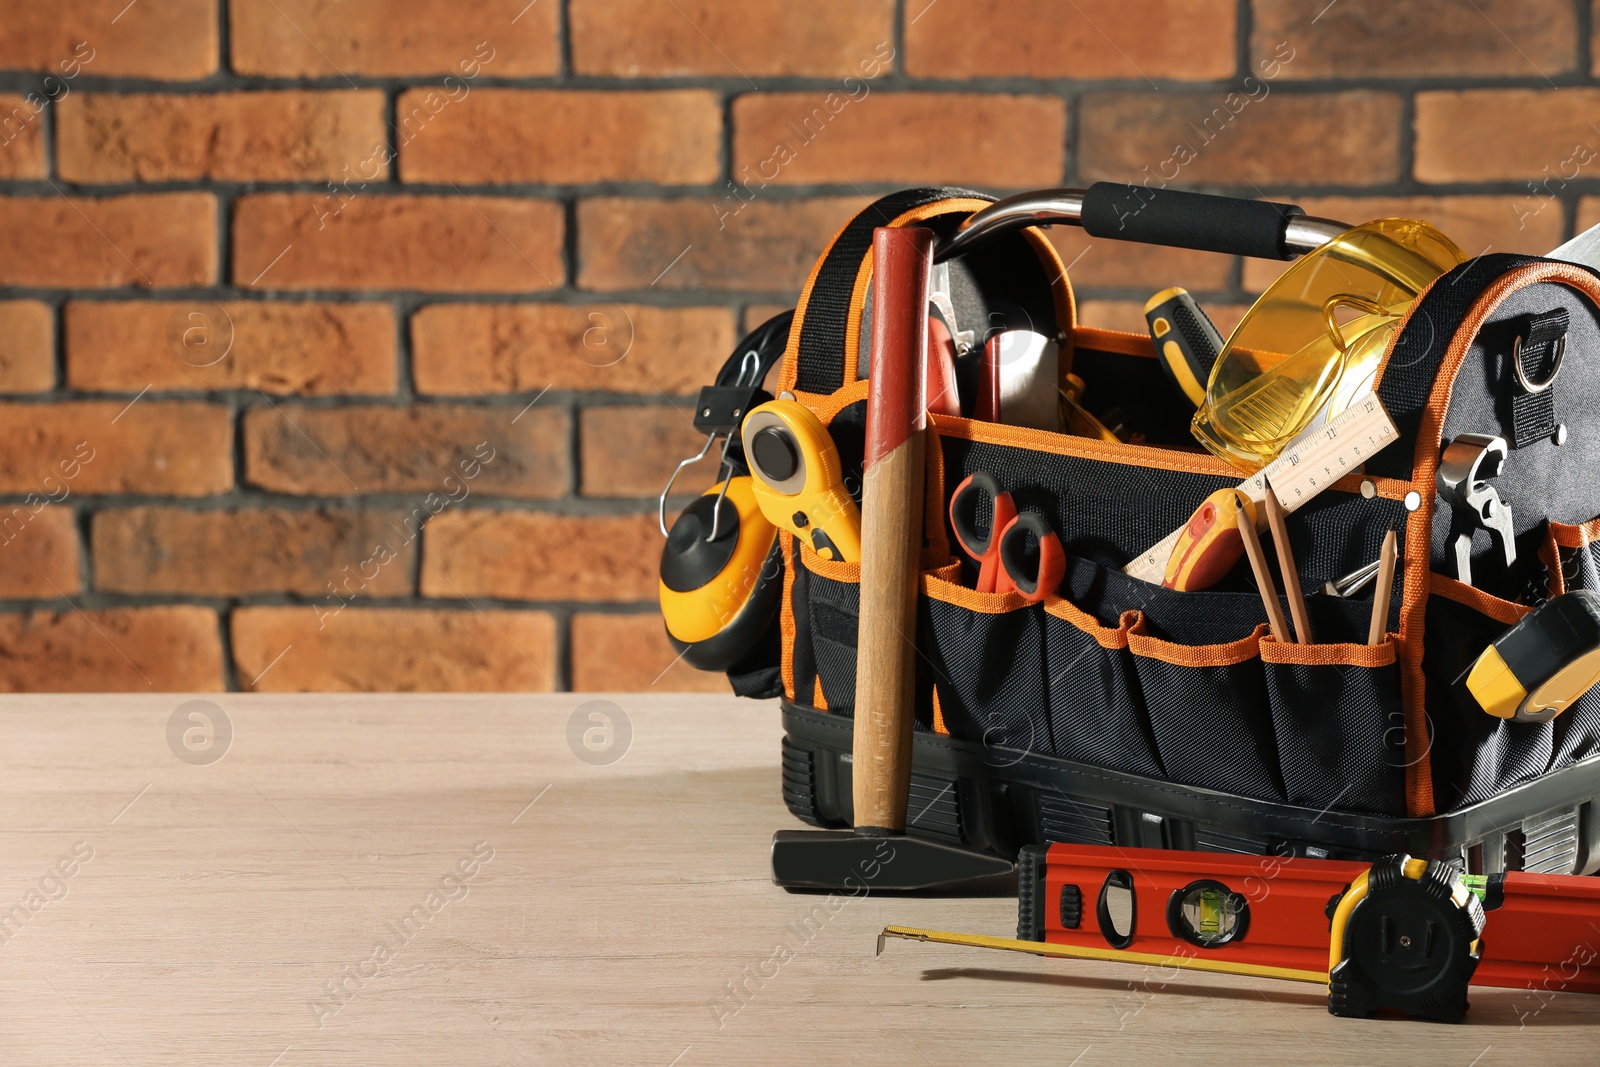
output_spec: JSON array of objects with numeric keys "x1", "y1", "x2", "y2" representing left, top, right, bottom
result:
[{"x1": 2, "y1": 694, "x2": 1596, "y2": 1065}]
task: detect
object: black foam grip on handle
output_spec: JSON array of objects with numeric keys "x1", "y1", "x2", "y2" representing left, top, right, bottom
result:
[{"x1": 1081, "y1": 183, "x2": 1305, "y2": 260}]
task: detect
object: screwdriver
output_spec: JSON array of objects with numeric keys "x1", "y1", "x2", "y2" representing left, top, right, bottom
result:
[{"x1": 1144, "y1": 287, "x2": 1224, "y2": 409}]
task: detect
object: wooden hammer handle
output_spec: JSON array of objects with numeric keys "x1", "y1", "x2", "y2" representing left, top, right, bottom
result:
[{"x1": 852, "y1": 226, "x2": 932, "y2": 834}]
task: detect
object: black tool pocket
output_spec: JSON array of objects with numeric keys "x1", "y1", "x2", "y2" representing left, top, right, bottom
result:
[
  {"x1": 1261, "y1": 634, "x2": 1408, "y2": 815},
  {"x1": 919, "y1": 571, "x2": 1050, "y2": 755},
  {"x1": 1423, "y1": 577, "x2": 1553, "y2": 811},
  {"x1": 1128, "y1": 618, "x2": 1283, "y2": 801},
  {"x1": 1041, "y1": 592, "x2": 1161, "y2": 777},
  {"x1": 797, "y1": 545, "x2": 861, "y2": 713},
  {"x1": 1546, "y1": 517, "x2": 1600, "y2": 594}
]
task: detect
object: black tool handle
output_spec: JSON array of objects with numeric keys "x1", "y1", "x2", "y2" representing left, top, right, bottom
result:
[{"x1": 1081, "y1": 183, "x2": 1305, "y2": 261}]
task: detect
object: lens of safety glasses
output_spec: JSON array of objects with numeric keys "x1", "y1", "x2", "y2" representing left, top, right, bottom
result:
[{"x1": 1192, "y1": 218, "x2": 1466, "y2": 471}]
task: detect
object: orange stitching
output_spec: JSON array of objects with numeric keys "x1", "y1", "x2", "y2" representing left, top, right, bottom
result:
[
  {"x1": 1259, "y1": 634, "x2": 1397, "y2": 668},
  {"x1": 1127, "y1": 617, "x2": 1266, "y2": 667},
  {"x1": 1042, "y1": 594, "x2": 1130, "y2": 650},
  {"x1": 1429, "y1": 573, "x2": 1532, "y2": 625},
  {"x1": 1550, "y1": 516, "x2": 1600, "y2": 549}
]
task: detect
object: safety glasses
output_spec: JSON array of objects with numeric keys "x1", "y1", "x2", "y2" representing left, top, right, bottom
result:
[{"x1": 1192, "y1": 218, "x2": 1467, "y2": 471}]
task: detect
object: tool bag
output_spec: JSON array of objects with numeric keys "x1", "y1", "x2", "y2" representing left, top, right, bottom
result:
[{"x1": 723, "y1": 186, "x2": 1600, "y2": 871}]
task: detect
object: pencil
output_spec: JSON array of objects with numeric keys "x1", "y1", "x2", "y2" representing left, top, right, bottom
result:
[
  {"x1": 1263, "y1": 478, "x2": 1313, "y2": 644},
  {"x1": 1368, "y1": 530, "x2": 1398, "y2": 645},
  {"x1": 1235, "y1": 491, "x2": 1292, "y2": 644}
]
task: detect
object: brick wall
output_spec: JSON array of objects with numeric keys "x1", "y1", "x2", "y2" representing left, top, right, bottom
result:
[{"x1": 0, "y1": 0, "x2": 1595, "y2": 692}]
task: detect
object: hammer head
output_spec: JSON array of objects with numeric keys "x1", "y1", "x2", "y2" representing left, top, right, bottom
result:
[{"x1": 770, "y1": 830, "x2": 1015, "y2": 893}]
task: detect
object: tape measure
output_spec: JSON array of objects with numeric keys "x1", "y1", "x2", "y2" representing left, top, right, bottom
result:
[
  {"x1": 1126, "y1": 393, "x2": 1399, "y2": 585},
  {"x1": 1465, "y1": 589, "x2": 1600, "y2": 723},
  {"x1": 879, "y1": 842, "x2": 1600, "y2": 1024}
]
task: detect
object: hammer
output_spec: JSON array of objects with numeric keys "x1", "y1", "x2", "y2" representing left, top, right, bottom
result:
[{"x1": 769, "y1": 226, "x2": 1013, "y2": 891}]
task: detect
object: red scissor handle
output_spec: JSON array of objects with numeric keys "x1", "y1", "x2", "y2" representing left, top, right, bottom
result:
[
  {"x1": 949, "y1": 472, "x2": 1018, "y2": 595},
  {"x1": 999, "y1": 512, "x2": 1065, "y2": 603}
]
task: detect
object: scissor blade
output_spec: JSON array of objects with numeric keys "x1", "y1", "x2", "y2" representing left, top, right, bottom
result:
[{"x1": 1547, "y1": 219, "x2": 1600, "y2": 270}]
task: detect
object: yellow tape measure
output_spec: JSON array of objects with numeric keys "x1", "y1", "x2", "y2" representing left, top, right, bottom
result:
[{"x1": 1126, "y1": 394, "x2": 1400, "y2": 586}]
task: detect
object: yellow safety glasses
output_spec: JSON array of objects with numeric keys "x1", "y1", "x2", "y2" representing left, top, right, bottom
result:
[{"x1": 1193, "y1": 218, "x2": 1467, "y2": 471}]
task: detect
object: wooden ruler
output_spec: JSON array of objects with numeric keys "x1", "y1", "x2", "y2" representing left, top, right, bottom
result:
[{"x1": 1124, "y1": 394, "x2": 1400, "y2": 585}]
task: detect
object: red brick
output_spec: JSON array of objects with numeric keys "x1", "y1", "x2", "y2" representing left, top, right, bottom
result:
[
  {"x1": 0, "y1": 94, "x2": 46, "y2": 178},
  {"x1": 742, "y1": 304, "x2": 791, "y2": 333},
  {"x1": 230, "y1": 0, "x2": 554, "y2": 77},
  {"x1": 0, "y1": 402, "x2": 231, "y2": 496},
  {"x1": 1415, "y1": 90, "x2": 1600, "y2": 184},
  {"x1": 1079, "y1": 91, "x2": 1402, "y2": 187},
  {"x1": 422, "y1": 511, "x2": 659, "y2": 602},
  {"x1": 0, "y1": 194, "x2": 216, "y2": 289},
  {"x1": 731, "y1": 92, "x2": 1063, "y2": 187},
  {"x1": 906, "y1": 0, "x2": 1235, "y2": 80},
  {"x1": 0, "y1": 1, "x2": 216, "y2": 80},
  {"x1": 242, "y1": 404, "x2": 566, "y2": 498},
  {"x1": 0, "y1": 506, "x2": 81, "y2": 598},
  {"x1": 92, "y1": 508, "x2": 416, "y2": 597},
  {"x1": 412, "y1": 304, "x2": 733, "y2": 397},
  {"x1": 0, "y1": 301, "x2": 54, "y2": 393},
  {"x1": 1252, "y1": 0, "x2": 1576, "y2": 79},
  {"x1": 232, "y1": 606, "x2": 556, "y2": 692},
  {"x1": 400, "y1": 90, "x2": 721, "y2": 186},
  {"x1": 1045, "y1": 232, "x2": 1233, "y2": 295},
  {"x1": 66, "y1": 301, "x2": 395, "y2": 396},
  {"x1": 570, "y1": 613, "x2": 728, "y2": 693},
  {"x1": 578, "y1": 196, "x2": 864, "y2": 292},
  {"x1": 0, "y1": 606, "x2": 223, "y2": 692},
  {"x1": 580, "y1": 406, "x2": 706, "y2": 499},
  {"x1": 57, "y1": 91, "x2": 387, "y2": 183},
  {"x1": 571, "y1": 0, "x2": 894, "y2": 77},
  {"x1": 1241, "y1": 196, "x2": 1567, "y2": 293},
  {"x1": 1580, "y1": 198, "x2": 1600, "y2": 236},
  {"x1": 1077, "y1": 299, "x2": 1248, "y2": 339},
  {"x1": 233, "y1": 194, "x2": 563, "y2": 293}
]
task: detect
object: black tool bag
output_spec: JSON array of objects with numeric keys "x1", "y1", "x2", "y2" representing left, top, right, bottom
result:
[{"x1": 725, "y1": 187, "x2": 1600, "y2": 874}]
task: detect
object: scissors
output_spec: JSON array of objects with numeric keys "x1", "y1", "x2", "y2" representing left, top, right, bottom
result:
[{"x1": 949, "y1": 472, "x2": 1065, "y2": 603}]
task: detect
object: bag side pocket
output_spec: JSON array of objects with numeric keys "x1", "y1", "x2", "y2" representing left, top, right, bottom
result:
[
  {"x1": 1261, "y1": 635, "x2": 1407, "y2": 815},
  {"x1": 1423, "y1": 576, "x2": 1552, "y2": 811},
  {"x1": 1128, "y1": 618, "x2": 1282, "y2": 800},
  {"x1": 798, "y1": 546, "x2": 861, "y2": 713},
  {"x1": 920, "y1": 572, "x2": 1049, "y2": 755}
]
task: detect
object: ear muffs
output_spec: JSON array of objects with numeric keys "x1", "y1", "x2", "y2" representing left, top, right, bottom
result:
[
  {"x1": 657, "y1": 311, "x2": 794, "y2": 673},
  {"x1": 660, "y1": 478, "x2": 782, "y2": 671}
]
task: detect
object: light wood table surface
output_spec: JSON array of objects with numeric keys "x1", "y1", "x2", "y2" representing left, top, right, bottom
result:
[{"x1": 2, "y1": 693, "x2": 1597, "y2": 1065}]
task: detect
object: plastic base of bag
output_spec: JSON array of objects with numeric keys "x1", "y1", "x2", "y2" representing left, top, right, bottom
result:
[{"x1": 780, "y1": 702, "x2": 1600, "y2": 876}]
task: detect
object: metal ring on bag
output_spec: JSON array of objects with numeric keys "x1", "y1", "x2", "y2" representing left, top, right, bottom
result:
[{"x1": 1512, "y1": 333, "x2": 1565, "y2": 394}]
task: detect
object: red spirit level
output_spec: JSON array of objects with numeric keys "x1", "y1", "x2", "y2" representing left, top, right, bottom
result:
[{"x1": 879, "y1": 843, "x2": 1600, "y2": 1022}]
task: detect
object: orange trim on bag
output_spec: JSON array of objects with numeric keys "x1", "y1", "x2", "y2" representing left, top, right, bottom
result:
[
  {"x1": 841, "y1": 198, "x2": 995, "y2": 384},
  {"x1": 780, "y1": 532, "x2": 797, "y2": 701},
  {"x1": 931, "y1": 411, "x2": 1240, "y2": 478},
  {"x1": 922, "y1": 570, "x2": 1032, "y2": 614},
  {"x1": 931, "y1": 688, "x2": 947, "y2": 735},
  {"x1": 1020, "y1": 225, "x2": 1077, "y2": 377},
  {"x1": 1550, "y1": 516, "x2": 1600, "y2": 549},
  {"x1": 1074, "y1": 326, "x2": 1157, "y2": 359},
  {"x1": 1540, "y1": 527, "x2": 1567, "y2": 598},
  {"x1": 1042, "y1": 594, "x2": 1132, "y2": 650},
  {"x1": 814, "y1": 675, "x2": 829, "y2": 710},
  {"x1": 1430, "y1": 573, "x2": 1532, "y2": 626},
  {"x1": 778, "y1": 209, "x2": 861, "y2": 396},
  {"x1": 1259, "y1": 634, "x2": 1397, "y2": 668},
  {"x1": 798, "y1": 542, "x2": 860, "y2": 583},
  {"x1": 1394, "y1": 262, "x2": 1600, "y2": 817},
  {"x1": 1127, "y1": 618, "x2": 1266, "y2": 667}
]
